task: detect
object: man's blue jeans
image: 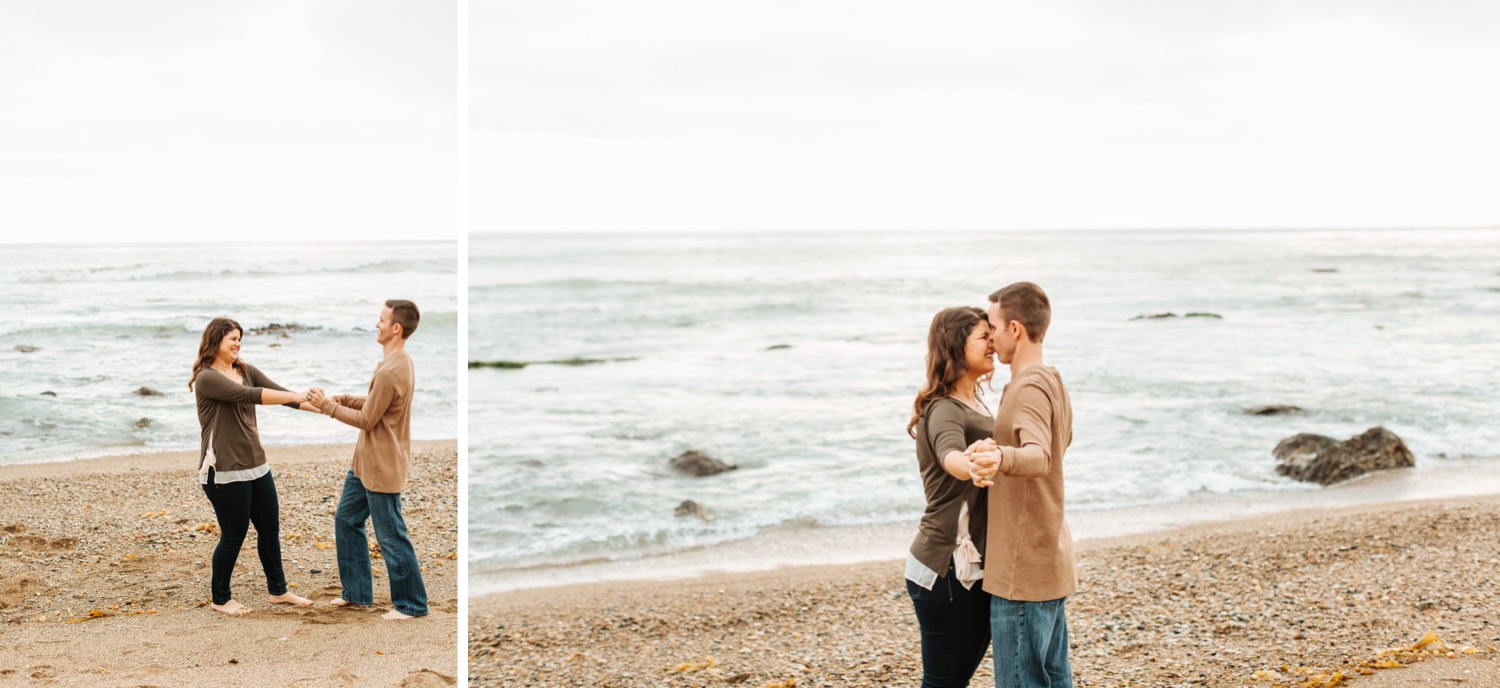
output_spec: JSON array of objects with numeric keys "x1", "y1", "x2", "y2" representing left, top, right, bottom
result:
[
  {"x1": 990, "y1": 595, "x2": 1072, "y2": 688},
  {"x1": 335, "y1": 470, "x2": 428, "y2": 617}
]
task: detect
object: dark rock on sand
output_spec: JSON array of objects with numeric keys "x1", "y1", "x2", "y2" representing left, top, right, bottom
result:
[
  {"x1": 15, "y1": 345, "x2": 40, "y2": 353},
  {"x1": 134, "y1": 418, "x2": 152, "y2": 429},
  {"x1": 674, "y1": 500, "x2": 710, "y2": 521},
  {"x1": 134, "y1": 387, "x2": 165, "y2": 397},
  {"x1": 1274, "y1": 427, "x2": 1414, "y2": 485},
  {"x1": 668, "y1": 450, "x2": 737, "y2": 477},
  {"x1": 1248, "y1": 405, "x2": 1304, "y2": 416}
]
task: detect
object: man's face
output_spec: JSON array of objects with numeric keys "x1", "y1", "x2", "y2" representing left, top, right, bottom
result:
[
  {"x1": 987, "y1": 302, "x2": 1017, "y2": 365},
  {"x1": 376, "y1": 306, "x2": 398, "y2": 345}
]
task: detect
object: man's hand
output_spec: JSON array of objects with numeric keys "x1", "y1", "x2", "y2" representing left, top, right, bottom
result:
[{"x1": 965, "y1": 439, "x2": 1000, "y2": 487}]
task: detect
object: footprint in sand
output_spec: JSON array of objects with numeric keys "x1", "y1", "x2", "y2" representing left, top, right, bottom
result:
[
  {"x1": 8, "y1": 535, "x2": 78, "y2": 551},
  {"x1": 397, "y1": 669, "x2": 457, "y2": 687}
]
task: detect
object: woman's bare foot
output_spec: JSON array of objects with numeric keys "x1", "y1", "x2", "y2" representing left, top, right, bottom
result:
[
  {"x1": 209, "y1": 600, "x2": 253, "y2": 616},
  {"x1": 268, "y1": 592, "x2": 313, "y2": 606},
  {"x1": 382, "y1": 609, "x2": 417, "y2": 620}
]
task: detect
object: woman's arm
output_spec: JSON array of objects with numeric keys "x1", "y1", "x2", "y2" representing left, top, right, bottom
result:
[
  {"x1": 928, "y1": 401, "x2": 987, "y2": 481},
  {"x1": 243, "y1": 363, "x2": 311, "y2": 409}
]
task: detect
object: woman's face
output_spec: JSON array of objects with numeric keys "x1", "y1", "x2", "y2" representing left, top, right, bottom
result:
[
  {"x1": 963, "y1": 322, "x2": 995, "y2": 377},
  {"x1": 216, "y1": 329, "x2": 242, "y2": 363}
]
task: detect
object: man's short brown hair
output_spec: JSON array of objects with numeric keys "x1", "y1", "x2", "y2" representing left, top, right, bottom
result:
[
  {"x1": 988, "y1": 282, "x2": 1050, "y2": 343},
  {"x1": 386, "y1": 299, "x2": 420, "y2": 339}
]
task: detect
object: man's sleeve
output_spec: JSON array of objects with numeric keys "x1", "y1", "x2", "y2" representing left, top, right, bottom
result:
[
  {"x1": 326, "y1": 369, "x2": 396, "y2": 431},
  {"x1": 335, "y1": 394, "x2": 367, "y2": 410},
  {"x1": 998, "y1": 382, "x2": 1054, "y2": 478},
  {"x1": 194, "y1": 370, "x2": 262, "y2": 405}
]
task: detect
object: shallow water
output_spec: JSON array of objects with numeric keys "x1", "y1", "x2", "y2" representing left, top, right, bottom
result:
[
  {"x1": 469, "y1": 228, "x2": 1500, "y2": 578},
  {"x1": 0, "y1": 242, "x2": 458, "y2": 464}
]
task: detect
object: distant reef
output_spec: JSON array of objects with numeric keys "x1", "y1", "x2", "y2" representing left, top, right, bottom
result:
[
  {"x1": 469, "y1": 356, "x2": 640, "y2": 370},
  {"x1": 1130, "y1": 312, "x2": 1223, "y2": 321}
]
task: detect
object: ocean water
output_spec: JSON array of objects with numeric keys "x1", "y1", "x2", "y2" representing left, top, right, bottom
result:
[
  {"x1": 468, "y1": 229, "x2": 1500, "y2": 583},
  {"x1": 0, "y1": 242, "x2": 458, "y2": 464}
]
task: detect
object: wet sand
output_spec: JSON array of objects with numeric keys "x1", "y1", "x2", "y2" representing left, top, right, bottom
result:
[
  {"x1": 1, "y1": 440, "x2": 459, "y2": 687},
  {"x1": 470, "y1": 495, "x2": 1500, "y2": 687}
]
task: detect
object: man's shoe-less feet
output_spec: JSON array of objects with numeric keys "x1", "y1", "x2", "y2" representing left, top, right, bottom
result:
[
  {"x1": 209, "y1": 599, "x2": 253, "y2": 616},
  {"x1": 383, "y1": 609, "x2": 417, "y2": 620},
  {"x1": 269, "y1": 592, "x2": 313, "y2": 606},
  {"x1": 330, "y1": 598, "x2": 360, "y2": 607}
]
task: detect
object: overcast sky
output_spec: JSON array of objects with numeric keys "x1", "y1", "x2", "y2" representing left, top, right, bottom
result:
[
  {"x1": 0, "y1": 0, "x2": 456, "y2": 243},
  {"x1": 473, "y1": 0, "x2": 1500, "y2": 233}
]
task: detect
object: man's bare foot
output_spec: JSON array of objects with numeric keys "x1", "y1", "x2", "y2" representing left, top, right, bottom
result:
[
  {"x1": 330, "y1": 598, "x2": 358, "y2": 607},
  {"x1": 268, "y1": 592, "x2": 313, "y2": 606},
  {"x1": 382, "y1": 609, "x2": 418, "y2": 620},
  {"x1": 209, "y1": 600, "x2": 253, "y2": 616}
]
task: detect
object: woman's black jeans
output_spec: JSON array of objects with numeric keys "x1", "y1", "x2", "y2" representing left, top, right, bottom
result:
[
  {"x1": 201, "y1": 470, "x2": 288, "y2": 605},
  {"x1": 908, "y1": 572, "x2": 992, "y2": 688}
]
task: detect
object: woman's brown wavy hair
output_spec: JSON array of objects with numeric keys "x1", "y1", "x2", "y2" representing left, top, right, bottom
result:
[
  {"x1": 907, "y1": 306, "x2": 991, "y2": 439},
  {"x1": 189, "y1": 317, "x2": 246, "y2": 390}
]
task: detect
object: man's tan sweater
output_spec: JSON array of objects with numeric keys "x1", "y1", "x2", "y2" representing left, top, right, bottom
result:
[
  {"x1": 983, "y1": 364, "x2": 1075, "y2": 602},
  {"x1": 323, "y1": 350, "x2": 415, "y2": 493}
]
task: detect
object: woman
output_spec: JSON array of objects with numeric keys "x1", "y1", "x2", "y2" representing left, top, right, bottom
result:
[
  {"x1": 906, "y1": 306, "x2": 997, "y2": 687},
  {"x1": 189, "y1": 317, "x2": 318, "y2": 616}
]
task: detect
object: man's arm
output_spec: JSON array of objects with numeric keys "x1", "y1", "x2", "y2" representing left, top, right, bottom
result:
[
  {"x1": 996, "y1": 383, "x2": 1054, "y2": 478},
  {"x1": 318, "y1": 371, "x2": 396, "y2": 431},
  {"x1": 334, "y1": 394, "x2": 366, "y2": 410}
]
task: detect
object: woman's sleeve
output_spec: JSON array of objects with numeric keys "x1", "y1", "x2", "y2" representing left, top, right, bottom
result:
[
  {"x1": 926, "y1": 400, "x2": 971, "y2": 459},
  {"x1": 244, "y1": 363, "x2": 302, "y2": 409},
  {"x1": 193, "y1": 369, "x2": 262, "y2": 405}
]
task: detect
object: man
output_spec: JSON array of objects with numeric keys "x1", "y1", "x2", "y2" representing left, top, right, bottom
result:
[
  {"x1": 970, "y1": 282, "x2": 1075, "y2": 687},
  {"x1": 310, "y1": 299, "x2": 428, "y2": 620}
]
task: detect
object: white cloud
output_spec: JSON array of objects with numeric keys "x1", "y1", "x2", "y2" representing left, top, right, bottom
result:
[
  {"x1": 473, "y1": 0, "x2": 1500, "y2": 232},
  {"x1": 0, "y1": 0, "x2": 456, "y2": 242}
]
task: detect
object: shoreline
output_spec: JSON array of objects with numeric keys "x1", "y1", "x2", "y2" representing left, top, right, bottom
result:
[
  {"x1": 471, "y1": 492, "x2": 1500, "y2": 686},
  {"x1": 2, "y1": 440, "x2": 459, "y2": 687},
  {"x1": 470, "y1": 455, "x2": 1500, "y2": 595}
]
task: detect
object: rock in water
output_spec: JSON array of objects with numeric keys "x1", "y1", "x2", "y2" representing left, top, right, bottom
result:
[
  {"x1": 134, "y1": 418, "x2": 152, "y2": 429},
  {"x1": 668, "y1": 450, "x2": 737, "y2": 477},
  {"x1": 1248, "y1": 405, "x2": 1304, "y2": 416},
  {"x1": 135, "y1": 386, "x2": 165, "y2": 397},
  {"x1": 674, "y1": 500, "x2": 710, "y2": 521},
  {"x1": 1274, "y1": 427, "x2": 1414, "y2": 485},
  {"x1": 15, "y1": 345, "x2": 40, "y2": 353}
]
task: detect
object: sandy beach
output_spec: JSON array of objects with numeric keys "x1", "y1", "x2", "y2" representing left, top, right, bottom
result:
[
  {"x1": 470, "y1": 494, "x2": 1499, "y2": 687},
  {"x1": 1, "y1": 440, "x2": 459, "y2": 688}
]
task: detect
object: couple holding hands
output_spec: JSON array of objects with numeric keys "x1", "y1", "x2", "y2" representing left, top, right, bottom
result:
[
  {"x1": 908, "y1": 282, "x2": 1076, "y2": 688},
  {"x1": 188, "y1": 300, "x2": 427, "y2": 620}
]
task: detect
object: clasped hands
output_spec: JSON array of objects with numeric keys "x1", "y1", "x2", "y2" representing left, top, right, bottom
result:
[
  {"x1": 303, "y1": 387, "x2": 336, "y2": 414},
  {"x1": 965, "y1": 439, "x2": 1001, "y2": 487}
]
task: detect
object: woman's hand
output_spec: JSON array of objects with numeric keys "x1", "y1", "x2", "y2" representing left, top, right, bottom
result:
[{"x1": 966, "y1": 440, "x2": 1000, "y2": 487}]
